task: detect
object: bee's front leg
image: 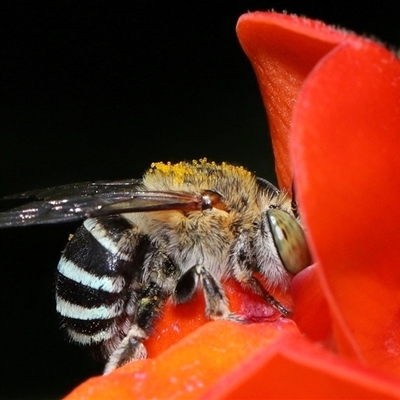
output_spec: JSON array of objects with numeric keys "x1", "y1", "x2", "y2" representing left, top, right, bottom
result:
[
  {"x1": 230, "y1": 231, "x2": 291, "y2": 317},
  {"x1": 238, "y1": 275, "x2": 291, "y2": 317}
]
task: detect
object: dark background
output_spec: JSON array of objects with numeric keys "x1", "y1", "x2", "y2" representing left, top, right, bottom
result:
[{"x1": 1, "y1": 1, "x2": 398, "y2": 398}]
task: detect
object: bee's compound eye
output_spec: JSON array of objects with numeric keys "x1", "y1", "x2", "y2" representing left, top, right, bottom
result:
[{"x1": 267, "y1": 209, "x2": 311, "y2": 274}]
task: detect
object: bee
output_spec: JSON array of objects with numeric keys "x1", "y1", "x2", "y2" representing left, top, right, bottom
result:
[{"x1": 0, "y1": 159, "x2": 311, "y2": 373}]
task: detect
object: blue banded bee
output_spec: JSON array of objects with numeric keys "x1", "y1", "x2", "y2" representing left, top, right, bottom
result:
[{"x1": 0, "y1": 159, "x2": 311, "y2": 373}]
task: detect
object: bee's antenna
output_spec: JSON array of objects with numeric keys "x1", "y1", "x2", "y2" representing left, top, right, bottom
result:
[{"x1": 291, "y1": 181, "x2": 300, "y2": 219}]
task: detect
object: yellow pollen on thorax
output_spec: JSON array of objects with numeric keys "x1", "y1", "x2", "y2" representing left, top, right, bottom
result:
[{"x1": 149, "y1": 158, "x2": 252, "y2": 185}]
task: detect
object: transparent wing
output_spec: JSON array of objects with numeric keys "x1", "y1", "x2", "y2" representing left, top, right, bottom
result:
[
  {"x1": 0, "y1": 180, "x2": 205, "y2": 228},
  {"x1": 2, "y1": 179, "x2": 144, "y2": 201}
]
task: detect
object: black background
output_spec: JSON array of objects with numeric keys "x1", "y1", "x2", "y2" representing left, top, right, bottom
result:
[{"x1": 1, "y1": 1, "x2": 399, "y2": 398}]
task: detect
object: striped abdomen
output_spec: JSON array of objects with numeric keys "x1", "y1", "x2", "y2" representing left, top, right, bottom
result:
[{"x1": 55, "y1": 215, "x2": 144, "y2": 358}]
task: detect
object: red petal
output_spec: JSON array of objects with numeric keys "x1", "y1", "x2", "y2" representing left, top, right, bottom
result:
[
  {"x1": 238, "y1": 10, "x2": 400, "y2": 379},
  {"x1": 204, "y1": 333, "x2": 400, "y2": 399},
  {"x1": 292, "y1": 39, "x2": 400, "y2": 375},
  {"x1": 145, "y1": 277, "x2": 289, "y2": 358},
  {"x1": 64, "y1": 320, "x2": 299, "y2": 400},
  {"x1": 236, "y1": 12, "x2": 359, "y2": 192},
  {"x1": 63, "y1": 279, "x2": 291, "y2": 399},
  {"x1": 290, "y1": 264, "x2": 333, "y2": 346}
]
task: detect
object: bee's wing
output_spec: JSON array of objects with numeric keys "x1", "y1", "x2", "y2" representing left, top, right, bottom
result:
[
  {"x1": 0, "y1": 180, "x2": 204, "y2": 228},
  {"x1": 2, "y1": 179, "x2": 144, "y2": 201}
]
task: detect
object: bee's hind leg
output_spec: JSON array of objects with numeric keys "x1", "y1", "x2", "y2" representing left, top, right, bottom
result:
[
  {"x1": 104, "y1": 325, "x2": 147, "y2": 374},
  {"x1": 104, "y1": 282, "x2": 166, "y2": 374},
  {"x1": 173, "y1": 265, "x2": 243, "y2": 322}
]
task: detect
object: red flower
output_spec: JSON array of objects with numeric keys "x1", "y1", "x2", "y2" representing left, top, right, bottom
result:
[{"x1": 65, "y1": 12, "x2": 400, "y2": 399}]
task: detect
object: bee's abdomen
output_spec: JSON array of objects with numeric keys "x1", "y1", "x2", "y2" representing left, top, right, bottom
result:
[{"x1": 56, "y1": 216, "x2": 141, "y2": 350}]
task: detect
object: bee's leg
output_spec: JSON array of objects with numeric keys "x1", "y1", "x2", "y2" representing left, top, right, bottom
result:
[
  {"x1": 291, "y1": 181, "x2": 300, "y2": 219},
  {"x1": 231, "y1": 233, "x2": 290, "y2": 317},
  {"x1": 104, "y1": 282, "x2": 166, "y2": 374},
  {"x1": 233, "y1": 267, "x2": 290, "y2": 316},
  {"x1": 174, "y1": 265, "x2": 243, "y2": 322},
  {"x1": 104, "y1": 325, "x2": 147, "y2": 374},
  {"x1": 242, "y1": 275, "x2": 290, "y2": 317}
]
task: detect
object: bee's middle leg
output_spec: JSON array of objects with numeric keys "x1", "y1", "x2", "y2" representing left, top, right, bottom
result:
[{"x1": 173, "y1": 265, "x2": 243, "y2": 322}]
